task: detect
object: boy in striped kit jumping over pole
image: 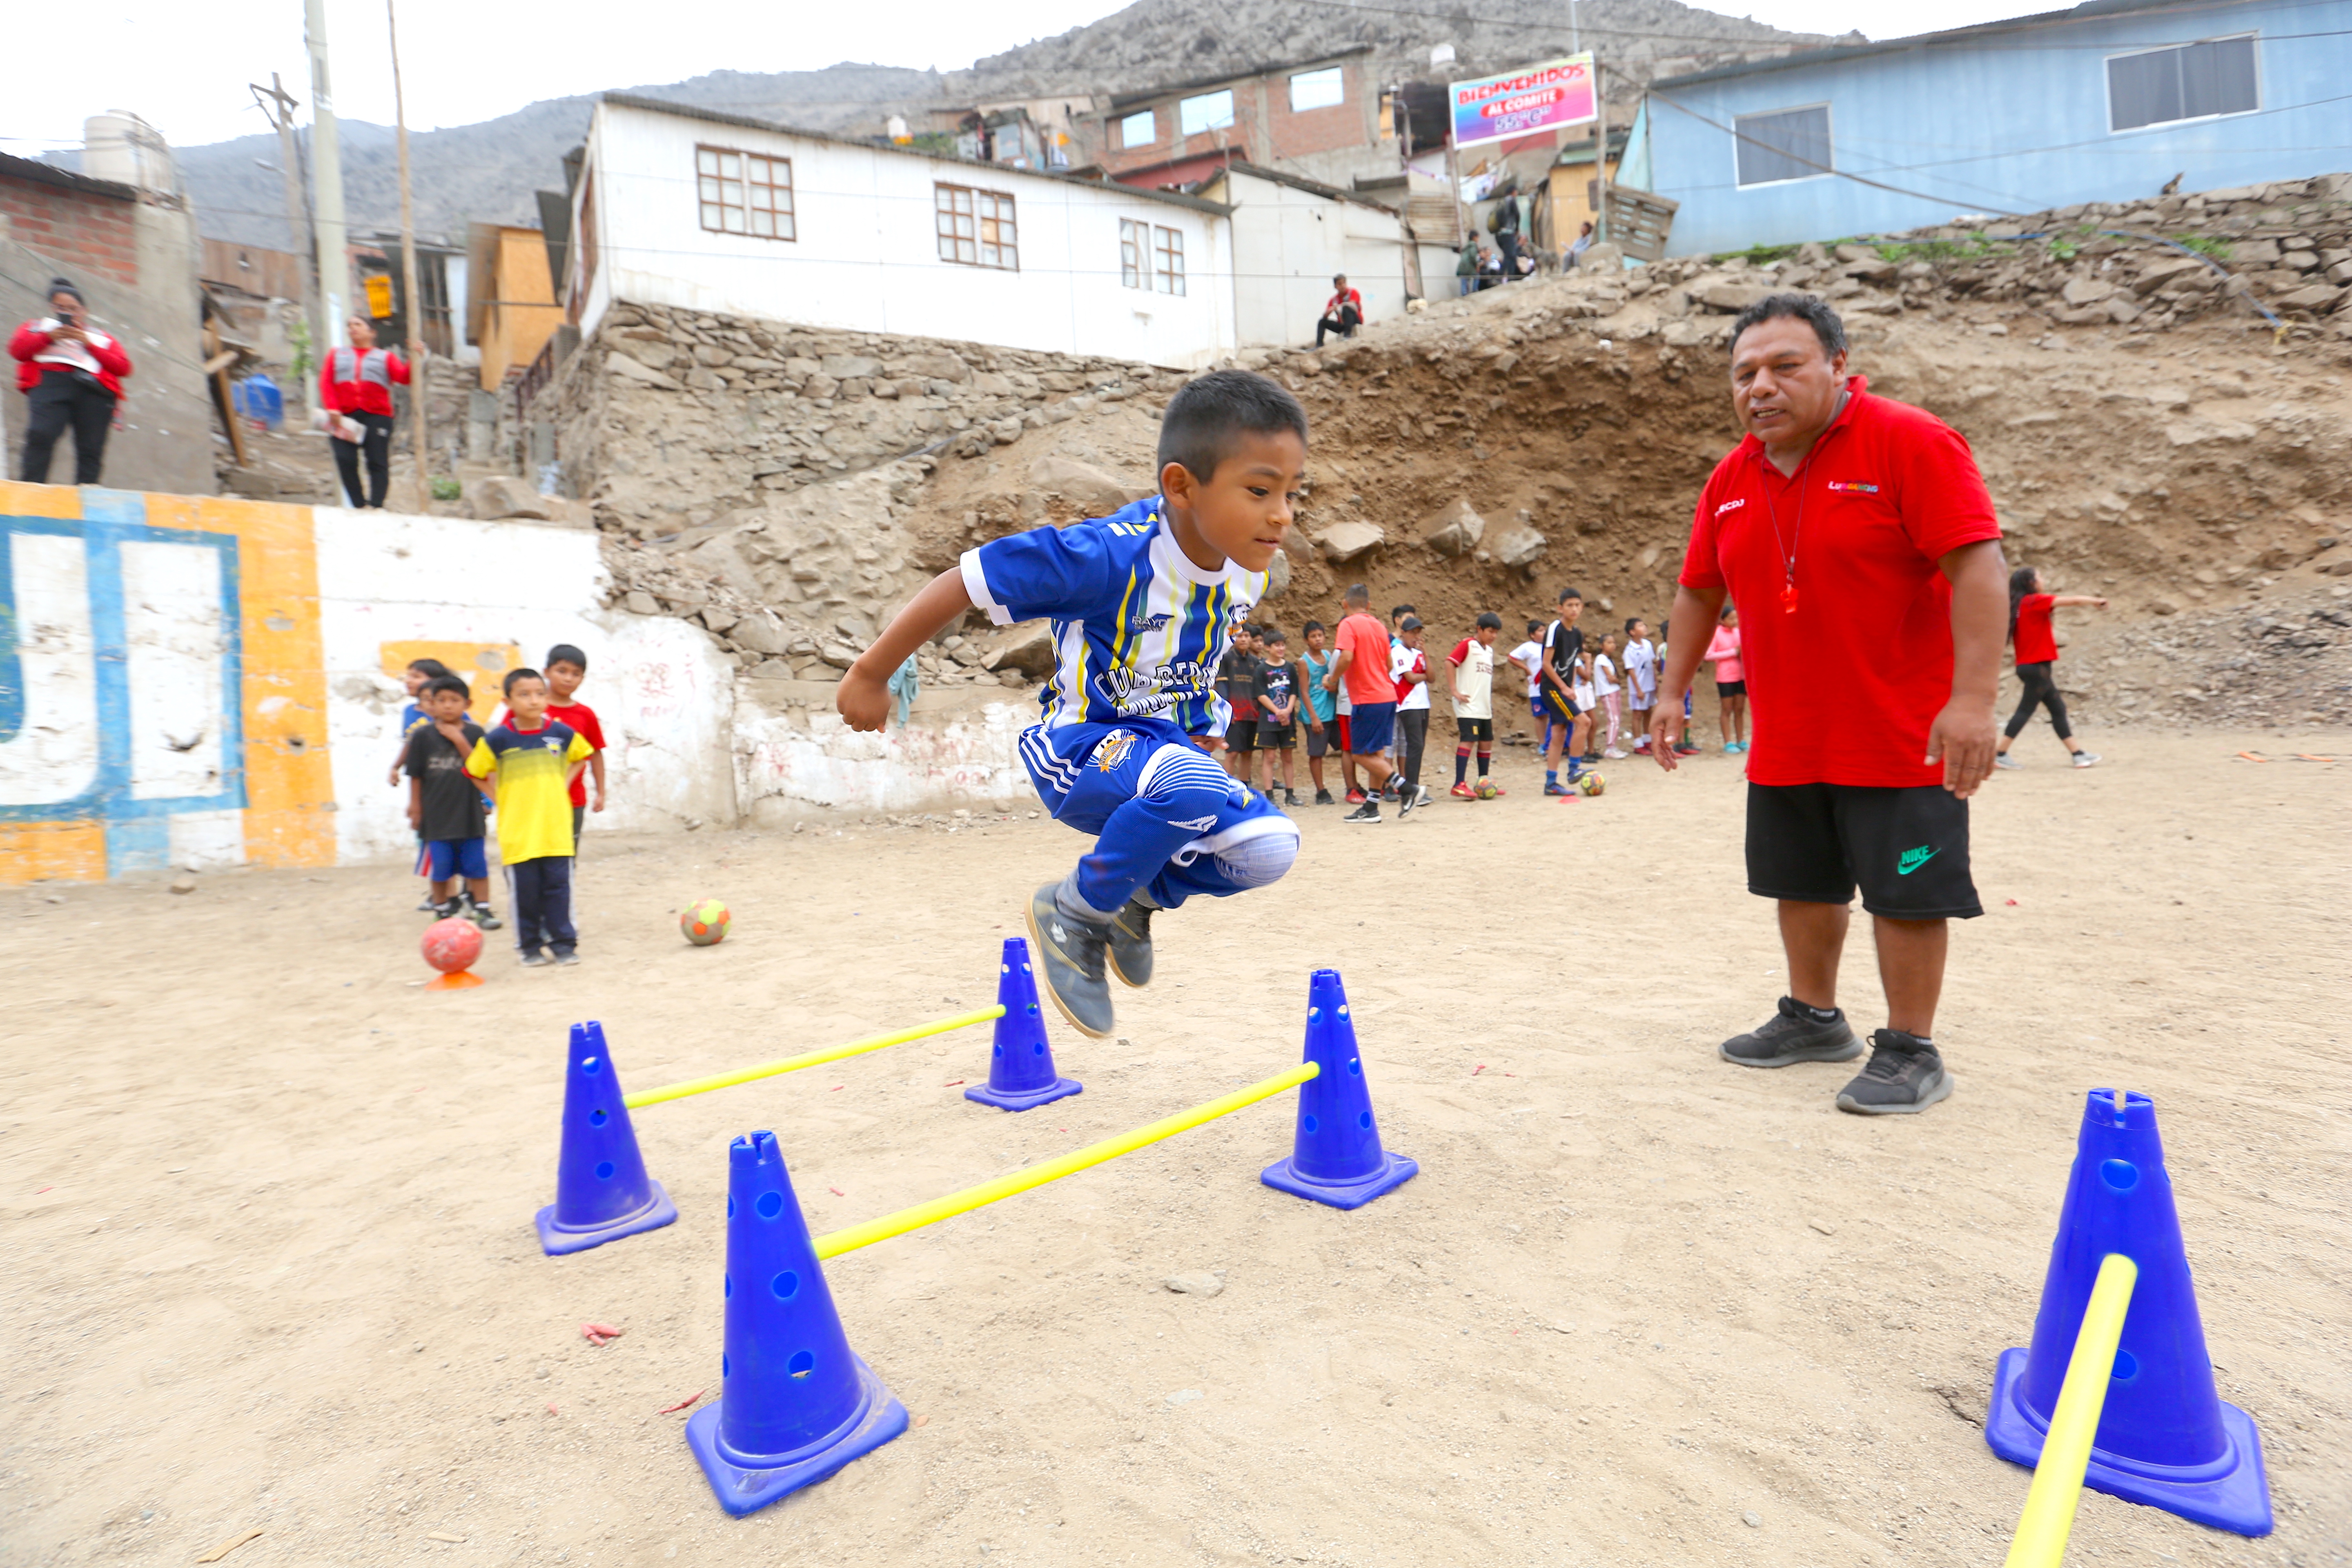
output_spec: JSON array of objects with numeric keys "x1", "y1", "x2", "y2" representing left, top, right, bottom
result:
[{"x1": 839, "y1": 372, "x2": 1306, "y2": 1037}]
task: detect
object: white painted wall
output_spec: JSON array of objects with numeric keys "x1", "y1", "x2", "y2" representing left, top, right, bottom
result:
[
  {"x1": 311, "y1": 508, "x2": 741, "y2": 865},
  {"x1": 1211, "y1": 167, "x2": 1417, "y2": 348},
  {"x1": 578, "y1": 99, "x2": 1238, "y2": 370},
  {"x1": 732, "y1": 688, "x2": 1032, "y2": 824}
]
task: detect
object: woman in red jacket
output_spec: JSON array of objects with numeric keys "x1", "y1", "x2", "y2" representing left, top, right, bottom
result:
[
  {"x1": 321, "y1": 314, "x2": 411, "y2": 508},
  {"x1": 11, "y1": 277, "x2": 132, "y2": 486}
]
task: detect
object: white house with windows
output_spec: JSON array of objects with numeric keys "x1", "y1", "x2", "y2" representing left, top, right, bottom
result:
[{"x1": 560, "y1": 94, "x2": 1238, "y2": 369}]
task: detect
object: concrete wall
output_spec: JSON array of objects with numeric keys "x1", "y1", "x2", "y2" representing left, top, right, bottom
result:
[
  {"x1": 0, "y1": 172, "x2": 212, "y2": 496},
  {"x1": 0, "y1": 477, "x2": 1051, "y2": 883},
  {"x1": 1206, "y1": 168, "x2": 1419, "y2": 346},
  {"x1": 1098, "y1": 55, "x2": 1380, "y2": 178},
  {"x1": 1648, "y1": 0, "x2": 2352, "y2": 256},
  {"x1": 579, "y1": 100, "x2": 1238, "y2": 371}
]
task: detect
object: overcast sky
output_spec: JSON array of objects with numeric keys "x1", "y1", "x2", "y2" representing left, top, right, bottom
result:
[{"x1": 7, "y1": 0, "x2": 2047, "y2": 155}]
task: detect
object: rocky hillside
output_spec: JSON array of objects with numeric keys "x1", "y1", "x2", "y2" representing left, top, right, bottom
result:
[{"x1": 151, "y1": 0, "x2": 1831, "y2": 249}]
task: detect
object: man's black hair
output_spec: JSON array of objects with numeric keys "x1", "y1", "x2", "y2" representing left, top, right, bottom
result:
[
  {"x1": 503, "y1": 666, "x2": 546, "y2": 696},
  {"x1": 408, "y1": 657, "x2": 454, "y2": 679},
  {"x1": 546, "y1": 643, "x2": 588, "y2": 672},
  {"x1": 1557, "y1": 586, "x2": 1583, "y2": 604},
  {"x1": 1476, "y1": 612, "x2": 1503, "y2": 631},
  {"x1": 1389, "y1": 603, "x2": 1417, "y2": 621},
  {"x1": 1156, "y1": 370, "x2": 1309, "y2": 483},
  {"x1": 423, "y1": 674, "x2": 472, "y2": 701},
  {"x1": 1729, "y1": 293, "x2": 1848, "y2": 361},
  {"x1": 1303, "y1": 618, "x2": 1326, "y2": 635}
]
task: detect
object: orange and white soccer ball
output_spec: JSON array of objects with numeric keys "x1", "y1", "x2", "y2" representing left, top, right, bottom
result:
[{"x1": 680, "y1": 898, "x2": 731, "y2": 946}]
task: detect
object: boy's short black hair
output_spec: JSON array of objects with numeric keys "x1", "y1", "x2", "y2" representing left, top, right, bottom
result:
[
  {"x1": 1624, "y1": 616, "x2": 1644, "y2": 634},
  {"x1": 1557, "y1": 586, "x2": 1584, "y2": 604},
  {"x1": 1302, "y1": 619, "x2": 1326, "y2": 635},
  {"x1": 423, "y1": 674, "x2": 472, "y2": 701},
  {"x1": 1389, "y1": 603, "x2": 1417, "y2": 621},
  {"x1": 1476, "y1": 612, "x2": 1503, "y2": 631},
  {"x1": 408, "y1": 657, "x2": 454, "y2": 679},
  {"x1": 1263, "y1": 628, "x2": 1288, "y2": 644},
  {"x1": 1729, "y1": 293, "x2": 1848, "y2": 360},
  {"x1": 545, "y1": 643, "x2": 588, "y2": 673},
  {"x1": 1156, "y1": 369, "x2": 1309, "y2": 483},
  {"x1": 1525, "y1": 619, "x2": 1542, "y2": 634},
  {"x1": 503, "y1": 667, "x2": 546, "y2": 696}
]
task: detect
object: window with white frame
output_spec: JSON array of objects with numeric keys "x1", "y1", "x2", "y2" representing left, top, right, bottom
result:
[
  {"x1": 1120, "y1": 219, "x2": 1186, "y2": 295},
  {"x1": 937, "y1": 183, "x2": 1018, "y2": 270},
  {"x1": 1734, "y1": 105, "x2": 1832, "y2": 187},
  {"x1": 696, "y1": 146, "x2": 795, "y2": 239},
  {"x1": 1180, "y1": 89, "x2": 1235, "y2": 137},
  {"x1": 1290, "y1": 67, "x2": 1345, "y2": 113},
  {"x1": 1119, "y1": 109, "x2": 1157, "y2": 149},
  {"x1": 2107, "y1": 36, "x2": 2258, "y2": 131}
]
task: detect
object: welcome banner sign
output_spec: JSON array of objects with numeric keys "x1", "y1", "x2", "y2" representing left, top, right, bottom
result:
[{"x1": 1449, "y1": 54, "x2": 1597, "y2": 150}]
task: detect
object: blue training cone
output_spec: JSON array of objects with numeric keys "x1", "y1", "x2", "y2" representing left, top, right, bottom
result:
[
  {"x1": 686, "y1": 1131, "x2": 908, "y2": 1515},
  {"x1": 1986, "y1": 1089, "x2": 2272, "y2": 1537},
  {"x1": 1260, "y1": 968, "x2": 1417, "y2": 1209},
  {"x1": 535, "y1": 1021, "x2": 677, "y2": 1256},
  {"x1": 965, "y1": 937, "x2": 1082, "y2": 1112}
]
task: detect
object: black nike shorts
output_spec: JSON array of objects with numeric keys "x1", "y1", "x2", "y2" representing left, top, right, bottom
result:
[
  {"x1": 1745, "y1": 782, "x2": 1982, "y2": 920},
  {"x1": 1456, "y1": 717, "x2": 1493, "y2": 743}
]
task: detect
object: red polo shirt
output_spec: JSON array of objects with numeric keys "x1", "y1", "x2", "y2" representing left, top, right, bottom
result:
[{"x1": 1679, "y1": 377, "x2": 2002, "y2": 788}]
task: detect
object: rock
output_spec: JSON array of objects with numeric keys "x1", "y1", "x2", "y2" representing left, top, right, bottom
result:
[
  {"x1": 1423, "y1": 498, "x2": 1487, "y2": 558},
  {"x1": 821, "y1": 354, "x2": 883, "y2": 380},
  {"x1": 730, "y1": 614, "x2": 794, "y2": 656},
  {"x1": 1165, "y1": 1389, "x2": 1203, "y2": 1405},
  {"x1": 2231, "y1": 238, "x2": 2282, "y2": 266},
  {"x1": 980, "y1": 622, "x2": 1058, "y2": 677},
  {"x1": 1808, "y1": 1219, "x2": 1836, "y2": 1236},
  {"x1": 898, "y1": 351, "x2": 971, "y2": 383},
  {"x1": 1579, "y1": 242, "x2": 1625, "y2": 272},
  {"x1": 1693, "y1": 280, "x2": 1776, "y2": 313},
  {"x1": 2060, "y1": 276, "x2": 2118, "y2": 306},
  {"x1": 1312, "y1": 521, "x2": 1385, "y2": 564},
  {"x1": 466, "y1": 474, "x2": 555, "y2": 520},
  {"x1": 623, "y1": 590, "x2": 659, "y2": 615},
  {"x1": 1260, "y1": 546, "x2": 1292, "y2": 601},
  {"x1": 1027, "y1": 454, "x2": 1149, "y2": 518},
  {"x1": 606, "y1": 352, "x2": 682, "y2": 391},
  {"x1": 1164, "y1": 1273, "x2": 1225, "y2": 1297},
  {"x1": 1743, "y1": 1512, "x2": 1762, "y2": 1528},
  {"x1": 1838, "y1": 256, "x2": 1898, "y2": 283},
  {"x1": 2274, "y1": 284, "x2": 2343, "y2": 311},
  {"x1": 2132, "y1": 255, "x2": 2207, "y2": 293},
  {"x1": 1487, "y1": 523, "x2": 1547, "y2": 568},
  {"x1": 698, "y1": 606, "x2": 740, "y2": 635},
  {"x1": 606, "y1": 336, "x2": 677, "y2": 371},
  {"x1": 169, "y1": 876, "x2": 196, "y2": 895}
]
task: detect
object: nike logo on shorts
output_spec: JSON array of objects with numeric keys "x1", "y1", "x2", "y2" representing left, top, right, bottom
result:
[{"x1": 1897, "y1": 846, "x2": 1940, "y2": 875}]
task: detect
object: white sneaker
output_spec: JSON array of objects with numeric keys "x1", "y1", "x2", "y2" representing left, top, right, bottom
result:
[
  {"x1": 1994, "y1": 755, "x2": 2022, "y2": 771},
  {"x1": 1603, "y1": 748, "x2": 1627, "y2": 759},
  {"x1": 2071, "y1": 751, "x2": 2102, "y2": 768}
]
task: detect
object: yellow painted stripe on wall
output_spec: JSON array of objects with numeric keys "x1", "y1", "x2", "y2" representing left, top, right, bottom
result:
[
  {"x1": 0, "y1": 479, "x2": 84, "y2": 519},
  {"x1": 200, "y1": 495, "x2": 337, "y2": 869},
  {"x1": 0, "y1": 822, "x2": 107, "y2": 885}
]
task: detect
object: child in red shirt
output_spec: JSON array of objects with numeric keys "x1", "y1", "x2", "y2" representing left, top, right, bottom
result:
[{"x1": 1995, "y1": 568, "x2": 2107, "y2": 769}]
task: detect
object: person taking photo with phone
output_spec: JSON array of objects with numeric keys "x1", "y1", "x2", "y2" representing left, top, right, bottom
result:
[{"x1": 11, "y1": 278, "x2": 132, "y2": 486}]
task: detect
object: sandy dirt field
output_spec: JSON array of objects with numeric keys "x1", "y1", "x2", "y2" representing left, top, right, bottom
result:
[{"x1": 4, "y1": 730, "x2": 2347, "y2": 1568}]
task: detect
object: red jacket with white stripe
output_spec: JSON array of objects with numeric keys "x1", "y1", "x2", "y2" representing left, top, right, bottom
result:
[
  {"x1": 10, "y1": 319, "x2": 132, "y2": 396},
  {"x1": 321, "y1": 345, "x2": 411, "y2": 416}
]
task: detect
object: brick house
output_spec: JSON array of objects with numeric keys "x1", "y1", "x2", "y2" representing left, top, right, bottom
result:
[
  {"x1": 0, "y1": 151, "x2": 209, "y2": 494},
  {"x1": 1093, "y1": 48, "x2": 1392, "y2": 194}
]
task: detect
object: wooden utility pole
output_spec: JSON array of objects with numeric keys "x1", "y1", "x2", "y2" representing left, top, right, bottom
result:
[
  {"x1": 388, "y1": 0, "x2": 430, "y2": 488},
  {"x1": 249, "y1": 74, "x2": 317, "y2": 397}
]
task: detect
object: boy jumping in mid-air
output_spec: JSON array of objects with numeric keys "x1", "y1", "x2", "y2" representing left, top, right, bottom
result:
[{"x1": 840, "y1": 370, "x2": 1305, "y2": 1036}]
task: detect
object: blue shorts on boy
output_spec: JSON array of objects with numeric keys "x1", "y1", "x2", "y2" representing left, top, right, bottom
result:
[
  {"x1": 426, "y1": 837, "x2": 488, "y2": 881},
  {"x1": 961, "y1": 495, "x2": 1299, "y2": 919}
]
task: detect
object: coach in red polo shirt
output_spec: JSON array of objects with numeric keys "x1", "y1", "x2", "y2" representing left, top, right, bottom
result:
[{"x1": 1650, "y1": 295, "x2": 2006, "y2": 1116}]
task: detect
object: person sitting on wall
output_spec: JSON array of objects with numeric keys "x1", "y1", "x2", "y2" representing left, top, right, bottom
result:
[
  {"x1": 1315, "y1": 274, "x2": 1363, "y2": 347},
  {"x1": 321, "y1": 315, "x2": 412, "y2": 510},
  {"x1": 11, "y1": 277, "x2": 132, "y2": 487},
  {"x1": 1567, "y1": 220, "x2": 1595, "y2": 268}
]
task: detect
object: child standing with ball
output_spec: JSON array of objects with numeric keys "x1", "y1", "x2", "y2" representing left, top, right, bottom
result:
[{"x1": 839, "y1": 370, "x2": 1305, "y2": 1037}]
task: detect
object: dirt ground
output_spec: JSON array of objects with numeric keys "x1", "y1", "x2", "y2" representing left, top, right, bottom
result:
[{"x1": 4, "y1": 731, "x2": 2347, "y2": 1568}]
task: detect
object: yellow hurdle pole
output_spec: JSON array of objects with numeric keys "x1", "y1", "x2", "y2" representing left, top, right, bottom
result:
[
  {"x1": 622, "y1": 1007, "x2": 1005, "y2": 1109},
  {"x1": 2003, "y1": 1253, "x2": 2140, "y2": 1568},
  {"x1": 813, "y1": 1060, "x2": 1321, "y2": 1260}
]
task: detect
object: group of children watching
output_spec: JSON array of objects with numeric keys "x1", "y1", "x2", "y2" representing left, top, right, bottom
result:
[
  {"x1": 1207, "y1": 588, "x2": 1746, "y2": 807},
  {"x1": 391, "y1": 644, "x2": 608, "y2": 967}
]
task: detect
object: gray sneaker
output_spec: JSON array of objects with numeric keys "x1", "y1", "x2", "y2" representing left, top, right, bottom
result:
[
  {"x1": 1719, "y1": 996, "x2": 1862, "y2": 1068},
  {"x1": 2071, "y1": 751, "x2": 2102, "y2": 768},
  {"x1": 1836, "y1": 1030, "x2": 1954, "y2": 1115},
  {"x1": 1107, "y1": 898, "x2": 1155, "y2": 989},
  {"x1": 1994, "y1": 754, "x2": 2022, "y2": 771},
  {"x1": 1025, "y1": 884, "x2": 1115, "y2": 1038}
]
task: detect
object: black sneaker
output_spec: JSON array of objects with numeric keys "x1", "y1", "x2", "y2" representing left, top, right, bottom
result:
[
  {"x1": 1283, "y1": 789, "x2": 1302, "y2": 808},
  {"x1": 1836, "y1": 1030, "x2": 1953, "y2": 1115},
  {"x1": 519, "y1": 950, "x2": 551, "y2": 968},
  {"x1": 1719, "y1": 996, "x2": 1862, "y2": 1068},
  {"x1": 1025, "y1": 884, "x2": 1115, "y2": 1038},
  {"x1": 432, "y1": 896, "x2": 465, "y2": 921},
  {"x1": 468, "y1": 901, "x2": 504, "y2": 931},
  {"x1": 1397, "y1": 789, "x2": 1417, "y2": 820},
  {"x1": 1107, "y1": 898, "x2": 1155, "y2": 989},
  {"x1": 416, "y1": 894, "x2": 439, "y2": 913},
  {"x1": 1313, "y1": 789, "x2": 1335, "y2": 806},
  {"x1": 553, "y1": 949, "x2": 581, "y2": 967},
  {"x1": 1342, "y1": 803, "x2": 1382, "y2": 824}
]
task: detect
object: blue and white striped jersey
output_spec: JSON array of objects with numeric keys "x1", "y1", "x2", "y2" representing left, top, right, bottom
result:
[{"x1": 959, "y1": 496, "x2": 1266, "y2": 782}]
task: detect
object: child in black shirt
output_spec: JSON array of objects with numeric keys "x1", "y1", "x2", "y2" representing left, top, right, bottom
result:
[{"x1": 405, "y1": 675, "x2": 501, "y2": 927}]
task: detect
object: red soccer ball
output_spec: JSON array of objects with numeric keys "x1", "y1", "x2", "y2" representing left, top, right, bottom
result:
[{"x1": 422, "y1": 915, "x2": 484, "y2": 975}]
